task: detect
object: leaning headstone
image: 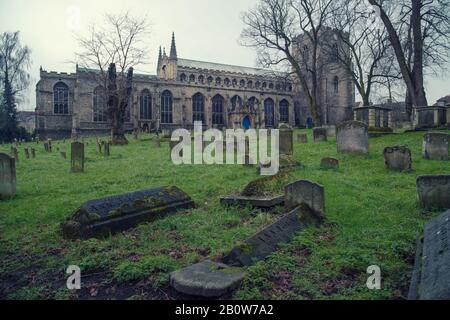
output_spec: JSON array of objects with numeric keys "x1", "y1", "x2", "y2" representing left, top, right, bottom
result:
[
  {"x1": 297, "y1": 134, "x2": 308, "y2": 143},
  {"x1": 416, "y1": 175, "x2": 450, "y2": 209},
  {"x1": 279, "y1": 125, "x2": 293, "y2": 155},
  {"x1": 408, "y1": 209, "x2": 450, "y2": 300},
  {"x1": 423, "y1": 133, "x2": 449, "y2": 161},
  {"x1": 71, "y1": 142, "x2": 85, "y2": 173},
  {"x1": 24, "y1": 148, "x2": 30, "y2": 159},
  {"x1": 320, "y1": 157, "x2": 339, "y2": 169},
  {"x1": 384, "y1": 146, "x2": 412, "y2": 171},
  {"x1": 284, "y1": 180, "x2": 326, "y2": 218},
  {"x1": 313, "y1": 128, "x2": 327, "y2": 142},
  {"x1": 336, "y1": 121, "x2": 369, "y2": 154},
  {"x1": 60, "y1": 186, "x2": 195, "y2": 239},
  {"x1": 0, "y1": 153, "x2": 16, "y2": 200},
  {"x1": 223, "y1": 204, "x2": 322, "y2": 267},
  {"x1": 170, "y1": 260, "x2": 246, "y2": 298}
]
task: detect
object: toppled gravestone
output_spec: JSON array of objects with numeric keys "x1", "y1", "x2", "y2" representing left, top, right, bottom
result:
[
  {"x1": 170, "y1": 260, "x2": 246, "y2": 298},
  {"x1": 416, "y1": 175, "x2": 450, "y2": 209},
  {"x1": 61, "y1": 186, "x2": 195, "y2": 239},
  {"x1": 384, "y1": 146, "x2": 412, "y2": 171},
  {"x1": 408, "y1": 209, "x2": 450, "y2": 300}
]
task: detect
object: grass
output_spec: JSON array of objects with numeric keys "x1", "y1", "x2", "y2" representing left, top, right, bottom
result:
[{"x1": 0, "y1": 129, "x2": 449, "y2": 300}]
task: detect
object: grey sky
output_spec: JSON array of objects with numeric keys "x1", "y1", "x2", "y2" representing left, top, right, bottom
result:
[{"x1": 0, "y1": 0, "x2": 448, "y2": 111}]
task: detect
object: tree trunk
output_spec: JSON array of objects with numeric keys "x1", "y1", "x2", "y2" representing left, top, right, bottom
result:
[{"x1": 111, "y1": 111, "x2": 128, "y2": 145}]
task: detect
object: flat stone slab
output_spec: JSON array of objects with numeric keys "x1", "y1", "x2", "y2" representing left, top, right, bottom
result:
[
  {"x1": 220, "y1": 195, "x2": 284, "y2": 208},
  {"x1": 223, "y1": 204, "x2": 322, "y2": 267},
  {"x1": 417, "y1": 175, "x2": 450, "y2": 209},
  {"x1": 170, "y1": 260, "x2": 246, "y2": 298},
  {"x1": 61, "y1": 186, "x2": 195, "y2": 239},
  {"x1": 409, "y1": 210, "x2": 450, "y2": 300}
]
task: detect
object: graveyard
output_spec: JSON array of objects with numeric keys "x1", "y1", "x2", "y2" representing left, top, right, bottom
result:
[{"x1": 0, "y1": 128, "x2": 449, "y2": 300}]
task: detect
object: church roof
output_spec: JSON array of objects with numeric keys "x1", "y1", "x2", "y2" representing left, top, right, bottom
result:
[{"x1": 177, "y1": 58, "x2": 288, "y2": 79}]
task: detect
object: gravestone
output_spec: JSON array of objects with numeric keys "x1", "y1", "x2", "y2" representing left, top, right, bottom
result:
[
  {"x1": 336, "y1": 121, "x2": 369, "y2": 154},
  {"x1": 423, "y1": 133, "x2": 449, "y2": 161},
  {"x1": 24, "y1": 148, "x2": 30, "y2": 159},
  {"x1": 60, "y1": 186, "x2": 196, "y2": 239},
  {"x1": 11, "y1": 147, "x2": 18, "y2": 162},
  {"x1": 320, "y1": 157, "x2": 339, "y2": 169},
  {"x1": 0, "y1": 153, "x2": 16, "y2": 200},
  {"x1": 97, "y1": 142, "x2": 102, "y2": 154},
  {"x1": 154, "y1": 137, "x2": 161, "y2": 148},
  {"x1": 297, "y1": 134, "x2": 308, "y2": 143},
  {"x1": 31, "y1": 148, "x2": 36, "y2": 159},
  {"x1": 384, "y1": 146, "x2": 412, "y2": 171},
  {"x1": 170, "y1": 260, "x2": 246, "y2": 298},
  {"x1": 284, "y1": 180, "x2": 326, "y2": 218},
  {"x1": 323, "y1": 125, "x2": 336, "y2": 138},
  {"x1": 71, "y1": 142, "x2": 85, "y2": 173},
  {"x1": 313, "y1": 128, "x2": 327, "y2": 142},
  {"x1": 44, "y1": 142, "x2": 49, "y2": 152},
  {"x1": 223, "y1": 204, "x2": 322, "y2": 267},
  {"x1": 408, "y1": 209, "x2": 450, "y2": 300},
  {"x1": 416, "y1": 175, "x2": 450, "y2": 209},
  {"x1": 60, "y1": 151, "x2": 67, "y2": 159},
  {"x1": 48, "y1": 139, "x2": 52, "y2": 152},
  {"x1": 103, "y1": 141, "x2": 110, "y2": 156},
  {"x1": 279, "y1": 126, "x2": 293, "y2": 156}
]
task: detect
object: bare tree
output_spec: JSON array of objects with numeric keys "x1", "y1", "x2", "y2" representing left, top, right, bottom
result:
[
  {"x1": 0, "y1": 31, "x2": 31, "y2": 142},
  {"x1": 241, "y1": 0, "x2": 334, "y2": 126},
  {"x1": 327, "y1": 0, "x2": 401, "y2": 107},
  {"x1": 368, "y1": 0, "x2": 450, "y2": 116},
  {"x1": 74, "y1": 12, "x2": 149, "y2": 144}
]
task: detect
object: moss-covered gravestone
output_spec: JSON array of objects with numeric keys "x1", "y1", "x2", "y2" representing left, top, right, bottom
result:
[
  {"x1": 0, "y1": 153, "x2": 16, "y2": 200},
  {"x1": 313, "y1": 128, "x2": 327, "y2": 142},
  {"x1": 61, "y1": 186, "x2": 195, "y2": 239},
  {"x1": 279, "y1": 125, "x2": 293, "y2": 156},
  {"x1": 384, "y1": 146, "x2": 412, "y2": 171},
  {"x1": 336, "y1": 121, "x2": 369, "y2": 155},
  {"x1": 71, "y1": 142, "x2": 84, "y2": 173},
  {"x1": 423, "y1": 133, "x2": 449, "y2": 161},
  {"x1": 416, "y1": 175, "x2": 450, "y2": 209}
]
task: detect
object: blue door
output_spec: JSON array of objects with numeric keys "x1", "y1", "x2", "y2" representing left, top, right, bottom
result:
[{"x1": 242, "y1": 116, "x2": 251, "y2": 130}]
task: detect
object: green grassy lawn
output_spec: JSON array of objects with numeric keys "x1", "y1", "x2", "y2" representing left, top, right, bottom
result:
[{"x1": 0, "y1": 129, "x2": 449, "y2": 300}]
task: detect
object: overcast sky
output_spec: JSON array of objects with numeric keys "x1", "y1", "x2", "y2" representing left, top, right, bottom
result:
[{"x1": 0, "y1": 0, "x2": 448, "y2": 111}]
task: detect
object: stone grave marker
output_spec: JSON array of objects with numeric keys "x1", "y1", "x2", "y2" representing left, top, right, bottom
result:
[
  {"x1": 0, "y1": 153, "x2": 16, "y2": 200},
  {"x1": 154, "y1": 137, "x2": 161, "y2": 148},
  {"x1": 320, "y1": 157, "x2": 339, "y2": 169},
  {"x1": 60, "y1": 186, "x2": 196, "y2": 239},
  {"x1": 31, "y1": 148, "x2": 36, "y2": 159},
  {"x1": 336, "y1": 121, "x2": 369, "y2": 154},
  {"x1": 103, "y1": 141, "x2": 110, "y2": 156},
  {"x1": 170, "y1": 260, "x2": 246, "y2": 298},
  {"x1": 71, "y1": 142, "x2": 85, "y2": 173},
  {"x1": 60, "y1": 151, "x2": 67, "y2": 159},
  {"x1": 11, "y1": 147, "x2": 18, "y2": 162},
  {"x1": 313, "y1": 128, "x2": 327, "y2": 142},
  {"x1": 323, "y1": 125, "x2": 336, "y2": 138},
  {"x1": 284, "y1": 180, "x2": 326, "y2": 218},
  {"x1": 423, "y1": 133, "x2": 449, "y2": 161},
  {"x1": 44, "y1": 142, "x2": 49, "y2": 152},
  {"x1": 384, "y1": 146, "x2": 412, "y2": 171},
  {"x1": 279, "y1": 126, "x2": 293, "y2": 155},
  {"x1": 417, "y1": 175, "x2": 450, "y2": 209},
  {"x1": 97, "y1": 142, "x2": 102, "y2": 154},
  {"x1": 408, "y1": 209, "x2": 450, "y2": 300},
  {"x1": 223, "y1": 204, "x2": 323, "y2": 267},
  {"x1": 24, "y1": 148, "x2": 30, "y2": 159},
  {"x1": 297, "y1": 134, "x2": 308, "y2": 143},
  {"x1": 48, "y1": 139, "x2": 52, "y2": 152}
]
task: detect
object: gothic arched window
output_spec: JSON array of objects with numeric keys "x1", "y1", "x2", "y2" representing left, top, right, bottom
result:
[
  {"x1": 161, "y1": 90, "x2": 173, "y2": 124},
  {"x1": 248, "y1": 97, "x2": 258, "y2": 112},
  {"x1": 192, "y1": 93, "x2": 205, "y2": 123},
  {"x1": 198, "y1": 75, "x2": 204, "y2": 84},
  {"x1": 93, "y1": 86, "x2": 107, "y2": 122},
  {"x1": 262, "y1": 82, "x2": 267, "y2": 89},
  {"x1": 332, "y1": 44, "x2": 339, "y2": 62},
  {"x1": 264, "y1": 98, "x2": 275, "y2": 127},
  {"x1": 189, "y1": 74, "x2": 196, "y2": 82},
  {"x1": 280, "y1": 99, "x2": 289, "y2": 123},
  {"x1": 268, "y1": 83, "x2": 274, "y2": 90},
  {"x1": 207, "y1": 76, "x2": 213, "y2": 84},
  {"x1": 224, "y1": 78, "x2": 230, "y2": 86},
  {"x1": 231, "y1": 95, "x2": 242, "y2": 111},
  {"x1": 334, "y1": 76, "x2": 339, "y2": 94},
  {"x1": 255, "y1": 81, "x2": 261, "y2": 89},
  {"x1": 240, "y1": 79, "x2": 245, "y2": 87},
  {"x1": 212, "y1": 94, "x2": 224, "y2": 125},
  {"x1": 139, "y1": 89, "x2": 152, "y2": 120},
  {"x1": 53, "y1": 82, "x2": 69, "y2": 114},
  {"x1": 232, "y1": 79, "x2": 237, "y2": 86},
  {"x1": 215, "y1": 77, "x2": 222, "y2": 86},
  {"x1": 247, "y1": 80, "x2": 253, "y2": 88},
  {"x1": 180, "y1": 73, "x2": 187, "y2": 82}
]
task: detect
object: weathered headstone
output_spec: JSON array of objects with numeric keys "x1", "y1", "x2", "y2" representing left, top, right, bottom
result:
[
  {"x1": 47, "y1": 139, "x2": 52, "y2": 152},
  {"x1": 71, "y1": 142, "x2": 85, "y2": 173},
  {"x1": 423, "y1": 133, "x2": 449, "y2": 161},
  {"x1": 60, "y1": 151, "x2": 67, "y2": 159},
  {"x1": 323, "y1": 125, "x2": 336, "y2": 138},
  {"x1": 97, "y1": 142, "x2": 102, "y2": 154},
  {"x1": 408, "y1": 209, "x2": 450, "y2": 300},
  {"x1": 103, "y1": 141, "x2": 110, "y2": 156},
  {"x1": 313, "y1": 128, "x2": 327, "y2": 142},
  {"x1": 384, "y1": 146, "x2": 412, "y2": 171},
  {"x1": 336, "y1": 121, "x2": 369, "y2": 154},
  {"x1": 279, "y1": 126, "x2": 293, "y2": 155},
  {"x1": 154, "y1": 137, "x2": 161, "y2": 148},
  {"x1": 44, "y1": 142, "x2": 49, "y2": 152},
  {"x1": 24, "y1": 148, "x2": 30, "y2": 159},
  {"x1": 0, "y1": 153, "x2": 16, "y2": 200},
  {"x1": 11, "y1": 147, "x2": 18, "y2": 162},
  {"x1": 320, "y1": 157, "x2": 339, "y2": 169},
  {"x1": 297, "y1": 134, "x2": 308, "y2": 143},
  {"x1": 60, "y1": 186, "x2": 196, "y2": 239},
  {"x1": 284, "y1": 180, "x2": 326, "y2": 218},
  {"x1": 416, "y1": 175, "x2": 450, "y2": 209},
  {"x1": 223, "y1": 204, "x2": 322, "y2": 267},
  {"x1": 170, "y1": 260, "x2": 246, "y2": 298},
  {"x1": 31, "y1": 148, "x2": 36, "y2": 159}
]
